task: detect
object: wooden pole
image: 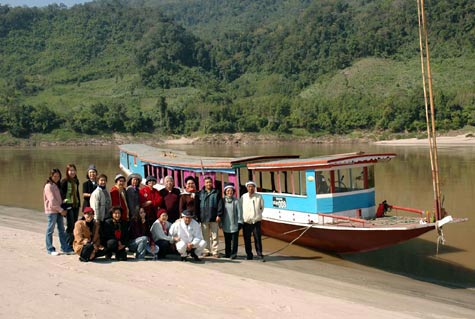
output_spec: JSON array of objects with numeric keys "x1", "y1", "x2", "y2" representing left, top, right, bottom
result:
[{"x1": 418, "y1": 0, "x2": 442, "y2": 220}]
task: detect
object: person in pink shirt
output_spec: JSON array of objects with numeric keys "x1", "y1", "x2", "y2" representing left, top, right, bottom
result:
[{"x1": 44, "y1": 168, "x2": 74, "y2": 256}]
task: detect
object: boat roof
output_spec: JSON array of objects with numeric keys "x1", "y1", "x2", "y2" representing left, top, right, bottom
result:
[
  {"x1": 247, "y1": 152, "x2": 397, "y2": 170},
  {"x1": 119, "y1": 144, "x2": 299, "y2": 169}
]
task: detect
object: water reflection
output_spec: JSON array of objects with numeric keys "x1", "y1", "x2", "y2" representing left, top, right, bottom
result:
[{"x1": 0, "y1": 143, "x2": 473, "y2": 286}]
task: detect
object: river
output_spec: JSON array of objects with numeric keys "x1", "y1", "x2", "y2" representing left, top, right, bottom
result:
[{"x1": 0, "y1": 143, "x2": 473, "y2": 287}]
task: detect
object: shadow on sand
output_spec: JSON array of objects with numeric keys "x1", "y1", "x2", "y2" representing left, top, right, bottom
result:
[{"x1": 342, "y1": 238, "x2": 475, "y2": 289}]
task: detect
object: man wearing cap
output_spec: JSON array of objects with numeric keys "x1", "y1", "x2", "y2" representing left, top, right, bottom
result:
[
  {"x1": 240, "y1": 181, "x2": 265, "y2": 260},
  {"x1": 169, "y1": 210, "x2": 206, "y2": 261},
  {"x1": 139, "y1": 175, "x2": 163, "y2": 225},
  {"x1": 73, "y1": 207, "x2": 105, "y2": 262},
  {"x1": 110, "y1": 174, "x2": 129, "y2": 221}
]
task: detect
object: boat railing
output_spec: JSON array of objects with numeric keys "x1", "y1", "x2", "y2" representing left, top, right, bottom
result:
[
  {"x1": 317, "y1": 214, "x2": 367, "y2": 225},
  {"x1": 388, "y1": 205, "x2": 424, "y2": 216}
]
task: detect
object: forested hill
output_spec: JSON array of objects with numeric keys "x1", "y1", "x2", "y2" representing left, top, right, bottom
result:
[{"x1": 0, "y1": 0, "x2": 474, "y2": 141}]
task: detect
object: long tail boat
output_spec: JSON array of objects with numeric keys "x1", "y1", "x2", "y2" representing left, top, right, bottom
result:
[{"x1": 119, "y1": 144, "x2": 464, "y2": 254}]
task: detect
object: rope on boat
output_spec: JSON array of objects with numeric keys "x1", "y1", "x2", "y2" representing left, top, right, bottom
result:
[
  {"x1": 436, "y1": 224, "x2": 446, "y2": 256},
  {"x1": 264, "y1": 224, "x2": 314, "y2": 257}
]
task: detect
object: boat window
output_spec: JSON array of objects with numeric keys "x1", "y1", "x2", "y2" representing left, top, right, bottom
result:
[
  {"x1": 254, "y1": 170, "x2": 306, "y2": 196},
  {"x1": 331, "y1": 167, "x2": 374, "y2": 193},
  {"x1": 316, "y1": 171, "x2": 330, "y2": 194}
]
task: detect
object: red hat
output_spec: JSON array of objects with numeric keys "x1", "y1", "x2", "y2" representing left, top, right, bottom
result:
[
  {"x1": 83, "y1": 207, "x2": 94, "y2": 214},
  {"x1": 157, "y1": 209, "x2": 168, "y2": 219}
]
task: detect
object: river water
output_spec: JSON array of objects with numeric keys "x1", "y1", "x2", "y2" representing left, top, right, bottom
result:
[{"x1": 1, "y1": 143, "x2": 474, "y2": 287}]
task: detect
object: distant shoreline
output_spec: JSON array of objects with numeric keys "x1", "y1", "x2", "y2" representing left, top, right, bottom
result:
[{"x1": 1, "y1": 131, "x2": 475, "y2": 147}]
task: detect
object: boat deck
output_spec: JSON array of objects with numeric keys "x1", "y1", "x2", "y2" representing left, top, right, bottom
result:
[{"x1": 320, "y1": 215, "x2": 429, "y2": 229}]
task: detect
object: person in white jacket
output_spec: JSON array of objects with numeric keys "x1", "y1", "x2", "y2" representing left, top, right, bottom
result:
[
  {"x1": 169, "y1": 210, "x2": 206, "y2": 261},
  {"x1": 90, "y1": 174, "x2": 112, "y2": 222},
  {"x1": 240, "y1": 181, "x2": 264, "y2": 260}
]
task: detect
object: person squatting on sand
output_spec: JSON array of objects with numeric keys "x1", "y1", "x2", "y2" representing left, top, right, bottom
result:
[
  {"x1": 73, "y1": 207, "x2": 105, "y2": 262},
  {"x1": 44, "y1": 168, "x2": 74, "y2": 256},
  {"x1": 169, "y1": 210, "x2": 206, "y2": 261},
  {"x1": 101, "y1": 206, "x2": 129, "y2": 261},
  {"x1": 150, "y1": 209, "x2": 177, "y2": 259},
  {"x1": 128, "y1": 208, "x2": 158, "y2": 260}
]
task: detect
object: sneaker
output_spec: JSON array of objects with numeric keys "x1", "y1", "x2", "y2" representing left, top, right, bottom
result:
[
  {"x1": 181, "y1": 256, "x2": 188, "y2": 262},
  {"x1": 49, "y1": 251, "x2": 60, "y2": 256},
  {"x1": 62, "y1": 250, "x2": 75, "y2": 255},
  {"x1": 230, "y1": 254, "x2": 237, "y2": 260}
]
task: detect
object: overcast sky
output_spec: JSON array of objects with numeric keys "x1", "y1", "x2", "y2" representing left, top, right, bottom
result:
[{"x1": 1, "y1": 1, "x2": 90, "y2": 7}]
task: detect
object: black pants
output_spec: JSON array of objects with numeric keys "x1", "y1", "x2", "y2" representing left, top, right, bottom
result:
[
  {"x1": 223, "y1": 231, "x2": 239, "y2": 257},
  {"x1": 65, "y1": 206, "x2": 79, "y2": 246},
  {"x1": 105, "y1": 239, "x2": 127, "y2": 260},
  {"x1": 156, "y1": 239, "x2": 173, "y2": 258},
  {"x1": 242, "y1": 222, "x2": 262, "y2": 258},
  {"x1": 80, "y1": 243, "x2": 106, "y2": 262}
]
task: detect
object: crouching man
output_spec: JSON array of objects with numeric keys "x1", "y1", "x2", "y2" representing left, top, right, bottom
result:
[{"x1": 169, "y1": 210, "x2": 206, "y2": 261}]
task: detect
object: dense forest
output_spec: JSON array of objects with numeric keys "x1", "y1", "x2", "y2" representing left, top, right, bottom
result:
[{"x1": 0, "y1": 0, "x2": 474, "y2": 140}]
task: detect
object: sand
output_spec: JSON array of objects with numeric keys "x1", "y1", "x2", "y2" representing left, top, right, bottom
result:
[
  {"x1": 0, "y1": 206, "x2": 474, "y2": 319},
  {"x1": 374, "y1": 134, "x2": 475, "y2": 146}
]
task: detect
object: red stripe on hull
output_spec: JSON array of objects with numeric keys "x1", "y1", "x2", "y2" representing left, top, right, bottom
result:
[{"x1": 261, "y1": 220, "x2": 435, "y2": 254}]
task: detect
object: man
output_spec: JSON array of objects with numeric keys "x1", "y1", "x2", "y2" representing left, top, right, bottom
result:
[
  {"x1": 169, "y1": 210, "x2": 206, "y2": 261},
  {"x1": 198, "y1": 176, "x2": 223, "y2": 257},
  {"x1": 240, "y1": 180, "x2": 264, "y2": 260},
  {"x1": 159, "y1": 176, "x2": 181, "y2": 223},
  {"x1": 140, "y1": 175, "x2": 162, "y2": 225}
]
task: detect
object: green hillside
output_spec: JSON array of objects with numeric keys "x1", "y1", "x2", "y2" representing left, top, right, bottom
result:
[{"x1": 0, "y1": 0, "x2": 474, "y2": 142}]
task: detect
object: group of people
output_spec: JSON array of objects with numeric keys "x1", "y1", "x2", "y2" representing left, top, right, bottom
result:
[{"x1": 43, "y1": 165, "x2": 265, "y2": 262}]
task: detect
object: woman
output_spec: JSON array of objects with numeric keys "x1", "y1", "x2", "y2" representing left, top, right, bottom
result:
[
  {"x1": 179, "y1": 176, "x2": 198, "y2": 218},
  {"x1": 60, "y1": 164, "x2": 80, "y2": 246},
  {"x1": 82, "y1": 164, "x2": 98, "y2": 210},
  {"x1": 73, "y1": 207, "x2": 105, "y2": 262},
  {"x1": 221, "y1": 184, "x2": 242, "y2": 259},
  {"x1": 110, "y1": 174, "x2": 129, "y2": 221},
  {"x1": 44, "y1": 168, "x2": 73, "y2": 255},
  {"x1": 128, "y1": 208, "x2": 157, "y2": 260},
  {"x1": 90, "y1": 174, "x2": 112, "y2": 222},
  {"x1": 150, "y1": 209, "x2": 177, "y2": 259},
  {"x1": 126, "y1": 173, "x2": 142, "y2": 220},
  {"x1": 101, "y1": 206, "x2": 129, "y2": 261}
]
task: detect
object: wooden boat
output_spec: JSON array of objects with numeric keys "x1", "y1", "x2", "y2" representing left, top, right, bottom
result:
[{"x1": 119, "y1": 144, "x2": 463, "y2": 254}]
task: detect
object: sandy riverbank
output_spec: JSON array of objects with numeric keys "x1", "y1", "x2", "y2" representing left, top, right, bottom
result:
[
  {"x1": 0, "y1": 206, "x2": 474, "y2": 318},
  {"x1": 374, "y1": 134, "x2": 475, "y2": 146}
]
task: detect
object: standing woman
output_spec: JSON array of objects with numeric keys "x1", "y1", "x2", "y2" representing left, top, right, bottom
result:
[
  {"x1": 110, "y1": 174, "x2": 129, "y2": 221},
  {"x1": 44, "y1": 168, "x2": 73, "y2": 255},
  {"x1": 82, "y1": 164, "x2": 98, "y2": 211},
  {"x1": 221, "y1": 184, "x2": 242, "y2": 259},
  {"x1": 126, "y1": 173, "x2": 142, "y2": 220},
  {"x1": 60, "y1": 164, "x2": 81, "y2": 246}
]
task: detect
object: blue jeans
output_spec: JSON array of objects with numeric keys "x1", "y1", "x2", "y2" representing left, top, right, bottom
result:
[
  {"x1": 128, "y1": 236, "x2": 148, "y2": 259},
  {"x1": 45, "y1": 213, "x2": 71, "y2": 253}
]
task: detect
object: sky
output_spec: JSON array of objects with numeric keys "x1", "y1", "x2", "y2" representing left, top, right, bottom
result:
[{"x1": 0, "y1": 1, "x2": 90, "y2": 7}]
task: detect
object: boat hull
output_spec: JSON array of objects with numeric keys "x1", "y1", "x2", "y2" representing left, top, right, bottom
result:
[{"x1": 261, "y1": 219, "x2": 436, "y2": 254}]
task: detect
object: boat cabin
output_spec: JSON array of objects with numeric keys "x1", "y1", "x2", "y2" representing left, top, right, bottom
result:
[{"x1": 246, "y1": 153, "x2": 396, "y2": 224}]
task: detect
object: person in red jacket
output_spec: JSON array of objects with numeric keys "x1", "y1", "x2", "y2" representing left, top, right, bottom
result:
[
  {"x1": 139, "y1": 175, "x2": 163, "y2": 225},
  {"x1": 110, "y1": 174, "x2": 129, "y2": 221}
]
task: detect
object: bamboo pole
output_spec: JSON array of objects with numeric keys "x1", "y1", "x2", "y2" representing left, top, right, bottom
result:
[{"x1": 417, "y1": 0, "x2": 442, "y2": 220}]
